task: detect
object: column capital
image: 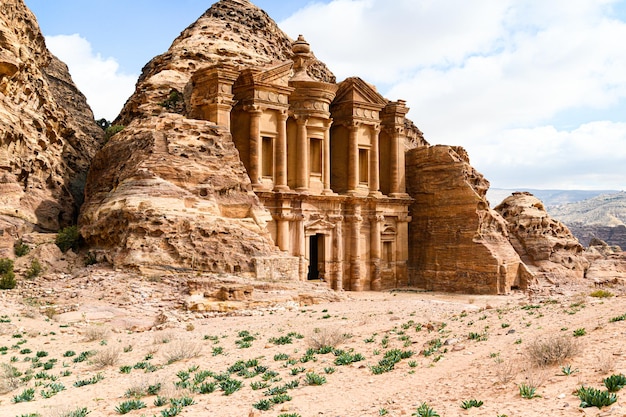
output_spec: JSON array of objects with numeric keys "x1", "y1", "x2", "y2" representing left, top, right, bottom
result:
[{"x1": 244, "y1": 104, "x2": 263, "y2": 114}]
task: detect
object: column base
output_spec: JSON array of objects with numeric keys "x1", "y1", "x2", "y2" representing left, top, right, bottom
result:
[
  {"x1": 322, "y1": 189, "x2": 336, "y2": 196},
  {"x1": 389, "y1": 192, "x2": 410, "y2": 199},
  {"x1": 295, "y1": 187, "x2": 310, "y2": 194},
  {"x1": 368, "y1": 190, "x2": 383, "y2": 198},
  {"x1": 273, "y1": 185, "x2": 291, "y2": 192}
]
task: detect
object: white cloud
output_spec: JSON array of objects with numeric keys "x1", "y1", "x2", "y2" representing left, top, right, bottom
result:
[
  {"x1": 45, "y1": 34, "x2": 137, "y2": 121},
  {"x1": 280, "y1": 0, "x2": 626, "y2": 190}
]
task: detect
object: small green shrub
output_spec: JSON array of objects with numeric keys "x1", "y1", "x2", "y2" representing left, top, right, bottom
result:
[
  {"x1": 269, "y1": 335, "x2": 293, "y2": 345},
  {"x1": 609, "y1": 313, "x2": 626, "y2": 322},
  {"x1": 25, "y1": 258, "x2": 43, "y2": 279},
  {"x1": 604, "y1": 374, "x2": 626, "y2": 392},
  {"x1": 590, "y1": 289, "x2": 613, "y2": 298},
  {"x1": 12, "y1": 387, "x2": 35, "y2": 403},
  {"x1": 519, "y1": 383, "x2": 540, "y2": 399},
  {"x1": 304, "y1": 372, "x2": 326, "y2": 386},
  {"x1": 104, "y1": 125, "x2": 125, "y2": 142},
  {"x1": 253, "y1": 398, "x2": 273, "y2": 410},
  {"x1": 460, "y1": 399, "x2": 483, "y2": 409},
  {"x1": 573, "y1": 328, "x2": 586, "y2": 337},
  {"x1": 0, "y1": 258, "x2": 16, "y2": 289},
  {"x1": 219, "y1": 378, "x2": 242, "y2": 395},
  {"x1": 55, "y1": 226, "x2": 80, "y2": 253},
  {"x1": 14, "y1": 241, "x2": 30, "y2": 257},
  {"x1": 412, "y1": 402, "x2": 439, "y2": 417},
  {"x1": 60, "y1": 408, "x2": 90, "y2": 417},
  {"x1": 576, "y1": 386, "x2": 617, "y2": 408},
  {"x1": 115, "y1": 399, "x2": 147, "y2": 414}
]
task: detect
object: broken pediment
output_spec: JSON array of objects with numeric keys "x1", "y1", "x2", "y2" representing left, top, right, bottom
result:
[
  {"x1": 305, "y1": 217, "x2": 336, "y2": 232},
  {"x1": 333, "y1": 77, "x2": 388, "y2": 109},
  {"x1": 236, "y1": 61, "x2": 293, "y2": 88}
]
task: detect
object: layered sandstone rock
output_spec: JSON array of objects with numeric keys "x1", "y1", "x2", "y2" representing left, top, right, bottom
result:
[
  {"x1": 406, "y1": 145, "x2": 533, "y2": 294},
  {"x1": 584, "y1": 239, "x2": 626, "y2": 285},
  {"x1": 116, "y1": 0, "x2": 335, "y2": 126},
  {"x1": 79, "y1": 114, "x2": 293, "y2": 277},
  {"x1": 0, "y1": 0, "x2": 101, "y2": 256},
  {"x1": 495, "y1": 192, "x2": 589, "y2": 284}
]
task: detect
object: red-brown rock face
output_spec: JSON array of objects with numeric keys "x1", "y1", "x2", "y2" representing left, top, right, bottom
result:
[
  {"x1": 79, "y1": 114, "x2": 290, "y2": 276},
  {"x1": 406, "y1": 145, "x2": 533, "y2": 294},
  {"x1": 495, "y1": 192, "x2": 589, "y2": 283},
  {"x1": 0, "y1": 0, "x2": 102, "y2": 257}
]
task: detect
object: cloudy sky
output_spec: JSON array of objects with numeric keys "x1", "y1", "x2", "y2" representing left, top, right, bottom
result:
[{"x1": 24, "y1": 0, "x2": 626, "y2": 191}]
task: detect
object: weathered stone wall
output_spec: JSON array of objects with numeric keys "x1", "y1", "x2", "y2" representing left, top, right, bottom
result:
[{"x1": 406, "y1": 145, "x2": 532, "y2": 294}]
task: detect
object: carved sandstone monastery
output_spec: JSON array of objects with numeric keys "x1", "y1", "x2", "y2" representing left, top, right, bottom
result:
[{"x1": 2, "y1": 0, "x2": 594, "y2": 295}]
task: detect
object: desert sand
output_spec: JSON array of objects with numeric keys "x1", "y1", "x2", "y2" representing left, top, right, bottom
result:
[{"x1": 1, "y1": 268, "x2": 626, "y2": 417}]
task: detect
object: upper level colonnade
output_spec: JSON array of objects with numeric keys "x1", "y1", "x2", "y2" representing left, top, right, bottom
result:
[{"x1": 188, "y1": 36, "x2": 411, "y2": 200}]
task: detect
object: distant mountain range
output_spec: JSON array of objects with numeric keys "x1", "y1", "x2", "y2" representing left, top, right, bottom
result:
[
  {"x1": 487, "y1": 188, "x2": 621, "y2": 208},
  {"x1": 488, "y1": 189, "x2": 625, "y2": 248}
]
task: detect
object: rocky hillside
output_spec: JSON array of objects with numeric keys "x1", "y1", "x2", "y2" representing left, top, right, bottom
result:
[
  {"x1": 116, "y1": 0, "x2": 334, "y2": 125},
  {"x1": 0, "y1": 0, "x2": 102, "y2": 257},
  {"x1": 548, "y1": 191, "x2": 626, "y2": 248}
]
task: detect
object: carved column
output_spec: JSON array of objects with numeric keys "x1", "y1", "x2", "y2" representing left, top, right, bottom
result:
[
  {"x1": 296, "y1": 213, "x2": 307, "y2": 281},
  {"x1": 389, "y1": 126, "x2": 401, "y2": 196},
  {"x1": 369, "y1": 124, "x2": 381, "y2": 196},
  {"x1": 330, "y1": 215, "x2": 344, "y2": 290},
  {"x1": 248, "y1": 107, "x2": 263, "y2": 190},
  {"x1": 395, "y1": 213, "x2": 412, "y2": 287},
  {"x1": 275, "y1": 212, "x2": 293, "y2": 252},
  {"x1": 322, "y1": 119, "x2": 333, "y2": 195},
  {"x1": 350, "y1": 205, "x2": 363, "y2": 291},
  {"x1": 274, "y1": 111, "x2": 289, "y2": 191},
  {"x1": 348, "y1": 122, "x2": 359, "y2": 194},
  {"x1": 296, "y1": 116, "x2": 309, "y2": 192},
  {"x1": 370, "y1": 213, "x2": 384, "y2": 291}
]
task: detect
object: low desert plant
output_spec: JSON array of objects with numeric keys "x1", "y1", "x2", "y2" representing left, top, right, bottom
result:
[
  {"x1": 460, "y1": 399, "x2": 483, "y2": 409},
  {"x1": 83, "y1": 325, "x2": 109, "y2": 342},
  {"x1": 519, "y1": 383, "x2": 540, "y2": 399},
  {"x1": 412, "y1": 402, "x2": 440, "y2": 417},
  {"x1": 12, "y1": 387, "x2": 35, "y2": 403},
  {"x1": 590, "y1": 289, "x2": 613, "y2": 298},
  {"x1": 59, "y1": 408, "x2": 90, "y2": 417},
  {"x1": 572, "y1": 328, "x2": 586, "y2": 337},
  {"x1": 527, "y1": 335, "x2": 578, "y2": 367},
  {"x1": 308, "y1": 327, "x2": 349, "y2": 350},
  {"x1": 304, "y1": 372, "x2": 326, "y2": 386},
  {"x1": 93, "y1": 347, "x2": 121, "y2": 368},
  {"x1": 163, "y1": 339, "x2": 201, "y2": 364},
  {"x1": 609, "y1": 313, "x2": 626, "y2": 322},
  {"x1": 603, "y1": 374, "x2": 626, "y2": 392},
  {"x1": 576, "y1": 386, "x2": 617, "y2": 408},
  {"x1": 561, "y1": 364, "x2": 579, "y2": 376},
  {"x1": 115, "y1": 399, "x2": 147, "y2": 414},
  {"x1": 73, "y1": 373, "x2": 104, "y2": 387},
  {"x1": 219, "y1": 378, "x2": 242, "y2": 395}
]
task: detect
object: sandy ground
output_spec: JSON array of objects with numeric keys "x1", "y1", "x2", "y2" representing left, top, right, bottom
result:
[{"x1": 2, "y1": 269, "x2": 626, "y2": 417}]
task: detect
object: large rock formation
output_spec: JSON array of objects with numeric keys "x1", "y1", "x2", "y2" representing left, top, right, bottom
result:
[
  {"x1": 0, "y1": 0, "x2": 102, "y2": 257},
  {"x1": 79, "y1": 114, "x2": 294, "y2": 278},
  {"x1": 495, "y1": 192, "x2": 589, "y2": 284},
  {"x1": 80, "y1": 0, "x2": 312, "y2": 277},
  {"x1": 406, "y1": 145, "x2": 533, "y2": 294}
]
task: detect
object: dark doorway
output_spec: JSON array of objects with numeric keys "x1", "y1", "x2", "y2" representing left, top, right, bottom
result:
[{"x1": 307, "y1": 234, "x2": 323, "y2": 280}]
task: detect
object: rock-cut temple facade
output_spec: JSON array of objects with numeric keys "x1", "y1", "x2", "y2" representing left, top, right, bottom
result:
[{"x1": 188, "y1": 36, "x2": 424, "y2": 291}]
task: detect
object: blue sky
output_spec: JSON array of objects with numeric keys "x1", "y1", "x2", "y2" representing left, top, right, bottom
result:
[{"x1": 23, "y1": 0, "x2": 626, "y2": 191}]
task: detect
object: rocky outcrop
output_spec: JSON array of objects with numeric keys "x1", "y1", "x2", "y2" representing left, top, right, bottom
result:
[
  {"x1": 495, "y1": 192, "x2": 589, "y2": 284},
  {"x1": 116, "y1": 0, "x2": 335, "y2": 126},
  {"x1": 406, "y1": 145, "x2": 533, "y2": 294},
  {"x1": 584, "y1": 239, "x2": 626, "y2": 285},
  {"x1": 79, "y1": 114, "x2": 294, "y2": 277},
  {"x1": 0, "y1": 0, "x2": 102, "y2": 255}
]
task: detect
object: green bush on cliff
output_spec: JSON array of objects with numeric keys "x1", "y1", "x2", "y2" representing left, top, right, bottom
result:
[
  {"x1": 0, "y1": 258, "x2": 16, "y2": 290},
  {"x1": 55, "y1": 226, "x2": 80, "y2": 253}
]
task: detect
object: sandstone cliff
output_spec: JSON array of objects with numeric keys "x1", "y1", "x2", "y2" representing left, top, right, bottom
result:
[
  {"x1": 495, "y1": 192, "x2": 589, "y2": 284},
  {"x1": 406, "y1": 145, "x2": 533, "y2": 294},
  {"x1": 0, "y1": 0, "x2": 102, "y2": 257},
  {"x1": 80, "y1": 0, "x2": 308, "y2": 276},
  {"x1": 79, "y1": 114, "x2": 291, "y2": 277}
]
